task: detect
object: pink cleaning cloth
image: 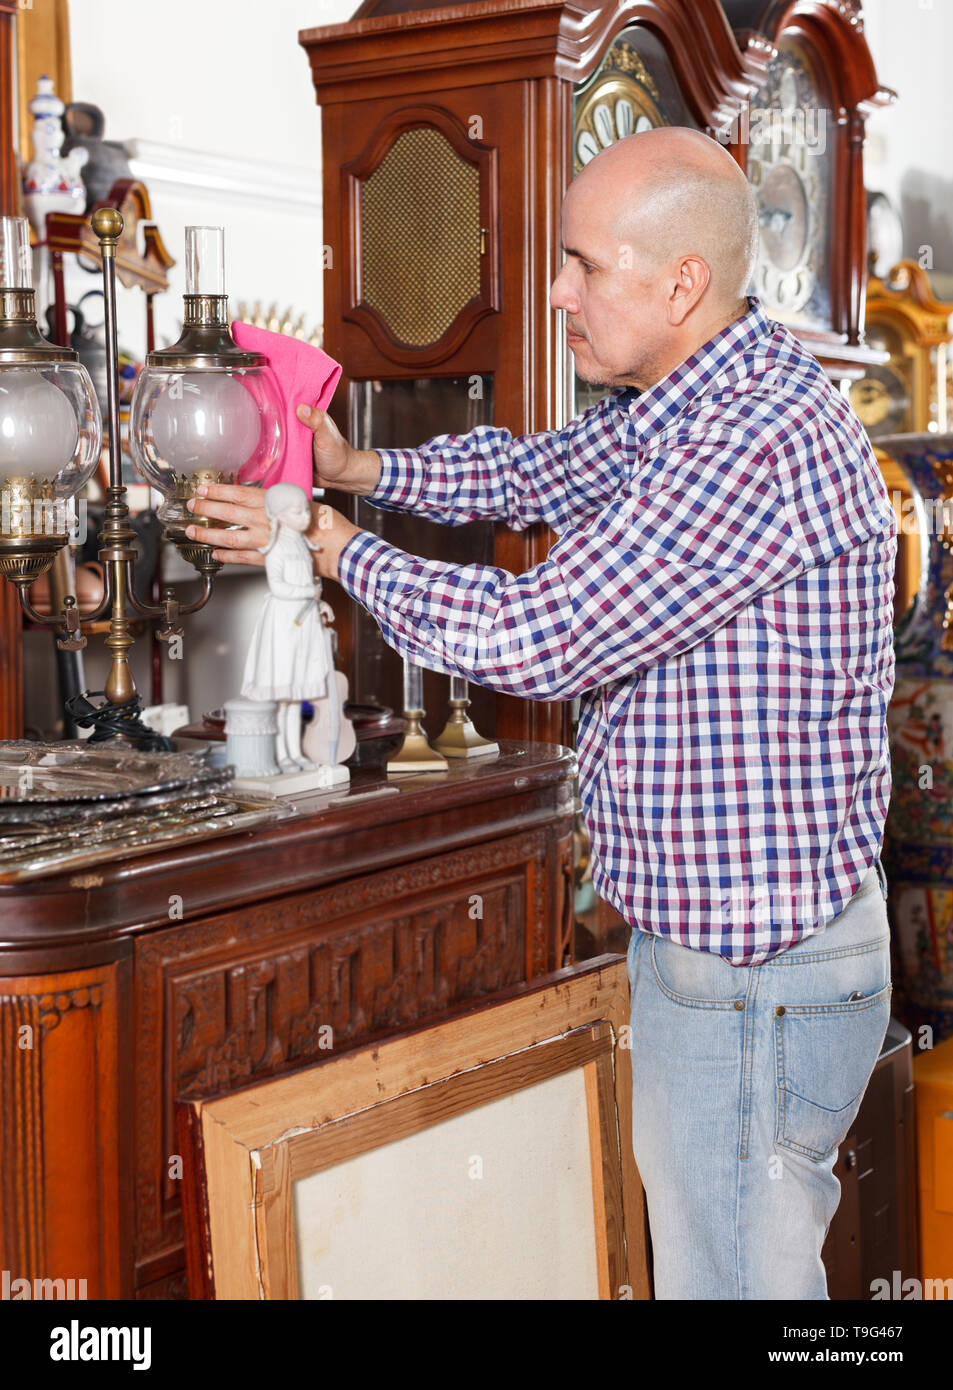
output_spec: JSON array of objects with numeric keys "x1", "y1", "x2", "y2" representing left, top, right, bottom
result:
[{"x1": 231, "y1": 321, "x2": 342, "y2": 491}]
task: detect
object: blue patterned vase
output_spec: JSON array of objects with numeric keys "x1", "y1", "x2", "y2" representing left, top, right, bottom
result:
[{"x1": 880, "y1": 432, "x2": 953, "y2": 1042}]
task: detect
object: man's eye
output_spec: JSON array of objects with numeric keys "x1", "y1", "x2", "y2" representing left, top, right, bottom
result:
[{"x1": 582, "y1": 263, "x2": 595, "y2": 275}]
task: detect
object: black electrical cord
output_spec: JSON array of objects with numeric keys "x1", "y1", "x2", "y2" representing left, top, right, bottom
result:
[{"x1": 64, "y1": 692, "x2": 175, "y2": 752}]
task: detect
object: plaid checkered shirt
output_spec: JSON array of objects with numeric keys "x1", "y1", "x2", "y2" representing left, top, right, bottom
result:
[{"x1": 337, "y1": 298, "x2": 897, "y2": 964}]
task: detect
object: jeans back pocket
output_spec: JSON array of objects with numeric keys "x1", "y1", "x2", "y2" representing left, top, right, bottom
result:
[{"x1": 774, "y1": 983, "x2": 892, "y2": 1161}]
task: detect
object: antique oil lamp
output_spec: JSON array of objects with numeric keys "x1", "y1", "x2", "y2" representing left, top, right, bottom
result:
[
  {"x1": 0, "y1": 211, "x2": 282, "y2": 720},
  {"x1": 0, "y1": 215, "x2": 101, "y2": 589},
  {"x1": 129, "y1": 224, "x2": 283, "y2": 566}
]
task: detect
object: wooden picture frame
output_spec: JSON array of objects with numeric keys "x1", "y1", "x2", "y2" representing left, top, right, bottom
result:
[{"x1": 177, "y1": 955, "x2": 649, "y2": 1301}]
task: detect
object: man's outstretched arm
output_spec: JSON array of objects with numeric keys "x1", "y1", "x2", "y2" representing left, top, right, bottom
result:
[
  {"x1": 283, "y1": 428, "x2": 812, "y2": 701},
  {"x1": 297, "y1": 394, "x2": 634, "y2": 534}
]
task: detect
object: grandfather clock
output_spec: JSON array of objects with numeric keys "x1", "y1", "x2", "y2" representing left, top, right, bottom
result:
[
  {"x1": 852, "y1": 260, "x2": 953, "y2": 622},
  {"x1": 300, "y1": 0, "x2": 764, "y2": 745},
  {"x1": 723, "y1": 0, "x2": 895, "y2": 380}
]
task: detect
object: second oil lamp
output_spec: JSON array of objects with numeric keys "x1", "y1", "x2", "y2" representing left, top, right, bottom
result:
[{"x1": 130, "y1": 224, "x2": 284, "y2": 572}]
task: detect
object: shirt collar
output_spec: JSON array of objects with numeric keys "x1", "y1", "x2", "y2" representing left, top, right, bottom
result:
[{"x1": 621, "y1": 296, "x2": 774, "y2": 439}]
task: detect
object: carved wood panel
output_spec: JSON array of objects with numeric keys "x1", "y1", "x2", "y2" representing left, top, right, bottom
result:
[
  {"x1": 134, "y1": 827, "x2": 563, "y2": 1279},
  {"x1": 0, "y1": 964, "x2": 125, "y2": 1298}
]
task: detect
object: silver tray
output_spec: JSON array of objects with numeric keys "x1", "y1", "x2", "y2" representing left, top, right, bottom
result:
[
  {"x1": 0, "y1": 795, "x2": 294, "y2": 882},
  {"x1": 0, "y1": 740, "x2": 217, "y2": 807}
]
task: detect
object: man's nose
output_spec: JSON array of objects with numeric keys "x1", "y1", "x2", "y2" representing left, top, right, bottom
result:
[{"x1": 550, "y1": 265, "x2": 579, "y2": 315}]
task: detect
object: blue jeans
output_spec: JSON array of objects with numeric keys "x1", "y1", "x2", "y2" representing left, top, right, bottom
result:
[{"x1": 625, "y1": 862, "x2": 892, "y2": 1300}]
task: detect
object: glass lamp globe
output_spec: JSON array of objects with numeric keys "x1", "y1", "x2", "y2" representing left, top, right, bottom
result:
[
  {"x1": 129, "y1": 226, "x2": 283, "y2": 566},
  {"x1": 0, "y1": 216, "x2": 102, "y2": 582}
]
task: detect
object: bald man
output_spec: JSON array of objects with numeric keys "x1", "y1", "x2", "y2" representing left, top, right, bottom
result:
[{"x1": 193, "y1": 128, "x2": 896, "y2": 1301}]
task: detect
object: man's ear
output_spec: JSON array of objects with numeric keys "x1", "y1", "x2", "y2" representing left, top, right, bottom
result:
[{"x1": 667, "y1": 256, "x2": 710, "y2": 326}]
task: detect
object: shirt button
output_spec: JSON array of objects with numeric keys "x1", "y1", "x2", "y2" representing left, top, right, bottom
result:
[{"x1": 734, "y1": 1000, "x2": 745, "y2": 1011}]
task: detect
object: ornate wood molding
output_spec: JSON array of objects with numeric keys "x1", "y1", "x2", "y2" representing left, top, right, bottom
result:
[
  {"x1": 301, "y1": 0, "x2": 760, "y2": 132},
  {"x1": 0, "y1": 964, "x2": 123, "y2": 1296},
  {"x1": 0, "y1": 993, "x2": 45, "y2": 1279},
  {"x1": 46, "y1": 179, "x2": 174, "y2": 295},
  {"x1": 341, "y1": 103, "x2": 500, "y2": 366}
]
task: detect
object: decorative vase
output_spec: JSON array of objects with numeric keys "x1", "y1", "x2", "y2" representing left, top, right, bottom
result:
[
  {"x1": 223, "y1": 697, "x2": 280, "y2": 779},
  {"x1": 880, "y1": 431, "x2": 953, "y2": 1042},
  {"x1": 61, "y1": 101, "x2": 133, "y2": 210},
  {"x1": 22, "y1": 77, "x2": 88, "y2": 241}
]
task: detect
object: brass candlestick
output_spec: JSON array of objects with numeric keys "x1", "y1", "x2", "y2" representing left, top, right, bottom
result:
[
  {"x1": 386, "y1": 660, "x2": 448, "y2": 773},
  {"x1": 433, "y1": 676, "x2": 498, "y2": 759}
]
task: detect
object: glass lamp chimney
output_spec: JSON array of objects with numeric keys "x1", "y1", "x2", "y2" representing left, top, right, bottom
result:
[
  {"x1": 185, "y1": 226, "x2": 225, "y2": 297},
  {"x1": 0, "y1": 217, "x2": 32, "y2": 290}
]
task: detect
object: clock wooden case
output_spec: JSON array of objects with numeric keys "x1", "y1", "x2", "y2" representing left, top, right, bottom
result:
[
  {"x1": 856, "y1": 260, "x2": 953, "y2": 440},
  {"x1": 0, "y1": 0, "x2": 23, "y2": 739},
  {"x1": 723, "y1": 0, "x2": 895, "y2": 380}
]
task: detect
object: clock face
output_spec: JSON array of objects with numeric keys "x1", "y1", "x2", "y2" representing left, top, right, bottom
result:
[
  {"x1": 572, "y1": 25, "x2": 696, "y2": 176},
  {"x1": 574, "y1": 73, "x2": 662, "y2": 172},
  {"x1": 849, "y1": 325, "x2": 912, "y2": 438},
  {"x1": 747, "y1": 38, "x2": 834, "y2": 330},
  {"x1": 758, "y1": 161, "x2": 812, "y2": 308},
  {"x1": 850, "y1": 366, "x2": 910, "y2": 436}
]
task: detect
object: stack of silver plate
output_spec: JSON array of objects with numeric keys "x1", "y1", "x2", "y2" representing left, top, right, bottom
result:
[{"x1": 0, "y1": 741, "x2": 291, "y2": 881}]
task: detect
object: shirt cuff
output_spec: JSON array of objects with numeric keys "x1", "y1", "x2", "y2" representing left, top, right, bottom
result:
[
  {"x1": 366, "y1": 448, "x2": 427, "y2": 511},
  {"x1": 337, "y1": 529, "x2": 411, "y2": 614}
]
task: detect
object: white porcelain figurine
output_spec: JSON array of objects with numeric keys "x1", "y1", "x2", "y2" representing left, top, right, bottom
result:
[
  {"x1": 22, "y1": 77, "x2": 88, "y2": 240},
  {"x1": 235, "y1": 483, "x2": 350, "y2": 793}
]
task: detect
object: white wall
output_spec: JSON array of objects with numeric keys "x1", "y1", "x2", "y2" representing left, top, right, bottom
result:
[
  {"x1": 66, "y1": 0, "x2": 354, "y2": 352},
  {"x1": 24, "y1": 0, "x2": 355, "y2": 734},
  {"x1": 862, "y1": 0, "x2": 953, "y2": 274}
]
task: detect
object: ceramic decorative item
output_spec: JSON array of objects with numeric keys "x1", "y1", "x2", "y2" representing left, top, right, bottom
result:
[
  {"x1": 880, "y1": 431, "x2": 953, "y2": 1042},
  {"x1": 223, "y1": 697, "x2": 280, "y2": 779},
  {"x1": 235, "y1": 483, "x2": 350, "y2": 794},
  {"x1": 22, "y1": 77, "x2": 88, "y2": 242},
  {"x1": 61, "y1": 101, "x2": 133, "y2": 210}
]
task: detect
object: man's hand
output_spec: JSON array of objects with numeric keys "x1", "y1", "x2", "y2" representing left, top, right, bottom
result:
[
  {"x1": 295, "y1": 404, "x2": 382, "y2": 496},
  {"x1": 185, "y1": 485, "x2": 360, "y2": 581}
]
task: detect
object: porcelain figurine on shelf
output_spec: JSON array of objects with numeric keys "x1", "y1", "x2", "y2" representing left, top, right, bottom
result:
[
  {"x1": 234, "y1": 483, "x2": 350, "y2": 793},
  {"x1": 22, "y1": 77, "x2": 88, "y2": 241}
]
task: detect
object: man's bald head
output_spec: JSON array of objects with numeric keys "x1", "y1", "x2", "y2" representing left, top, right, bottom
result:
[
  {"x1": 570, "y1": 127, "x2": 759, "y2": 311},
  {"x1": 551, "y1": 126, "x2": 760, "y2": 389}
]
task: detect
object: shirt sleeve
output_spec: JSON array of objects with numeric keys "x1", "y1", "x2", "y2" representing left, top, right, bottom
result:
[
  {"x1": 366, "y1": 391, "x2": 633, "y2": 534},
  {"x1": 337, "y1": 428, "x2": 813, "y2": 701}
]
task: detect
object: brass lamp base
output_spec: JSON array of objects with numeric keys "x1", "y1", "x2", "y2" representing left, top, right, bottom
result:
[
  {"x1": 386, "y1": 710, "x2": 449, "y2": 774},
  {"x1": 0, "y1": 534, "x2": 68, "y2": 587},
  {"x1": 433, "y1": 707, "x2": 499, "y2": 759},
  {"x1": 164, "y1": 523, "x2": 225, "y2": 576},
  {"x1": 174, "y1": 539, "x2": 225, "y2": 576}
]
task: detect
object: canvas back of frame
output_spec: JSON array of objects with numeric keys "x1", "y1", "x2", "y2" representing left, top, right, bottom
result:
[{"x1": 177, "y1": 956, "x2": 649, "y2": 1300}]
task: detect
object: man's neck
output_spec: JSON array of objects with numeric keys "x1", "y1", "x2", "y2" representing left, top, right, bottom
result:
[{"x1": 633, "y1": 297, "x2": 751, "y2": 391}]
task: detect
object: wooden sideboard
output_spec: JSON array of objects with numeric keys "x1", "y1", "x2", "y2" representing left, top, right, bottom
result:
[{"x1": 0, "y1": 741, "x2": 575, "y2": 1299}]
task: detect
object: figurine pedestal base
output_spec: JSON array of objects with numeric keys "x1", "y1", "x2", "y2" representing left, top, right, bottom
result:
[{"x1": 229, "y1": 764, "x2": 350, "y2": 797}]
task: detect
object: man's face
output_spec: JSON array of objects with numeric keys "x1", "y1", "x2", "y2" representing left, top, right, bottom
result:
[{"x1": 550, "y1": 179, "x2": 670, "y2": 392}]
